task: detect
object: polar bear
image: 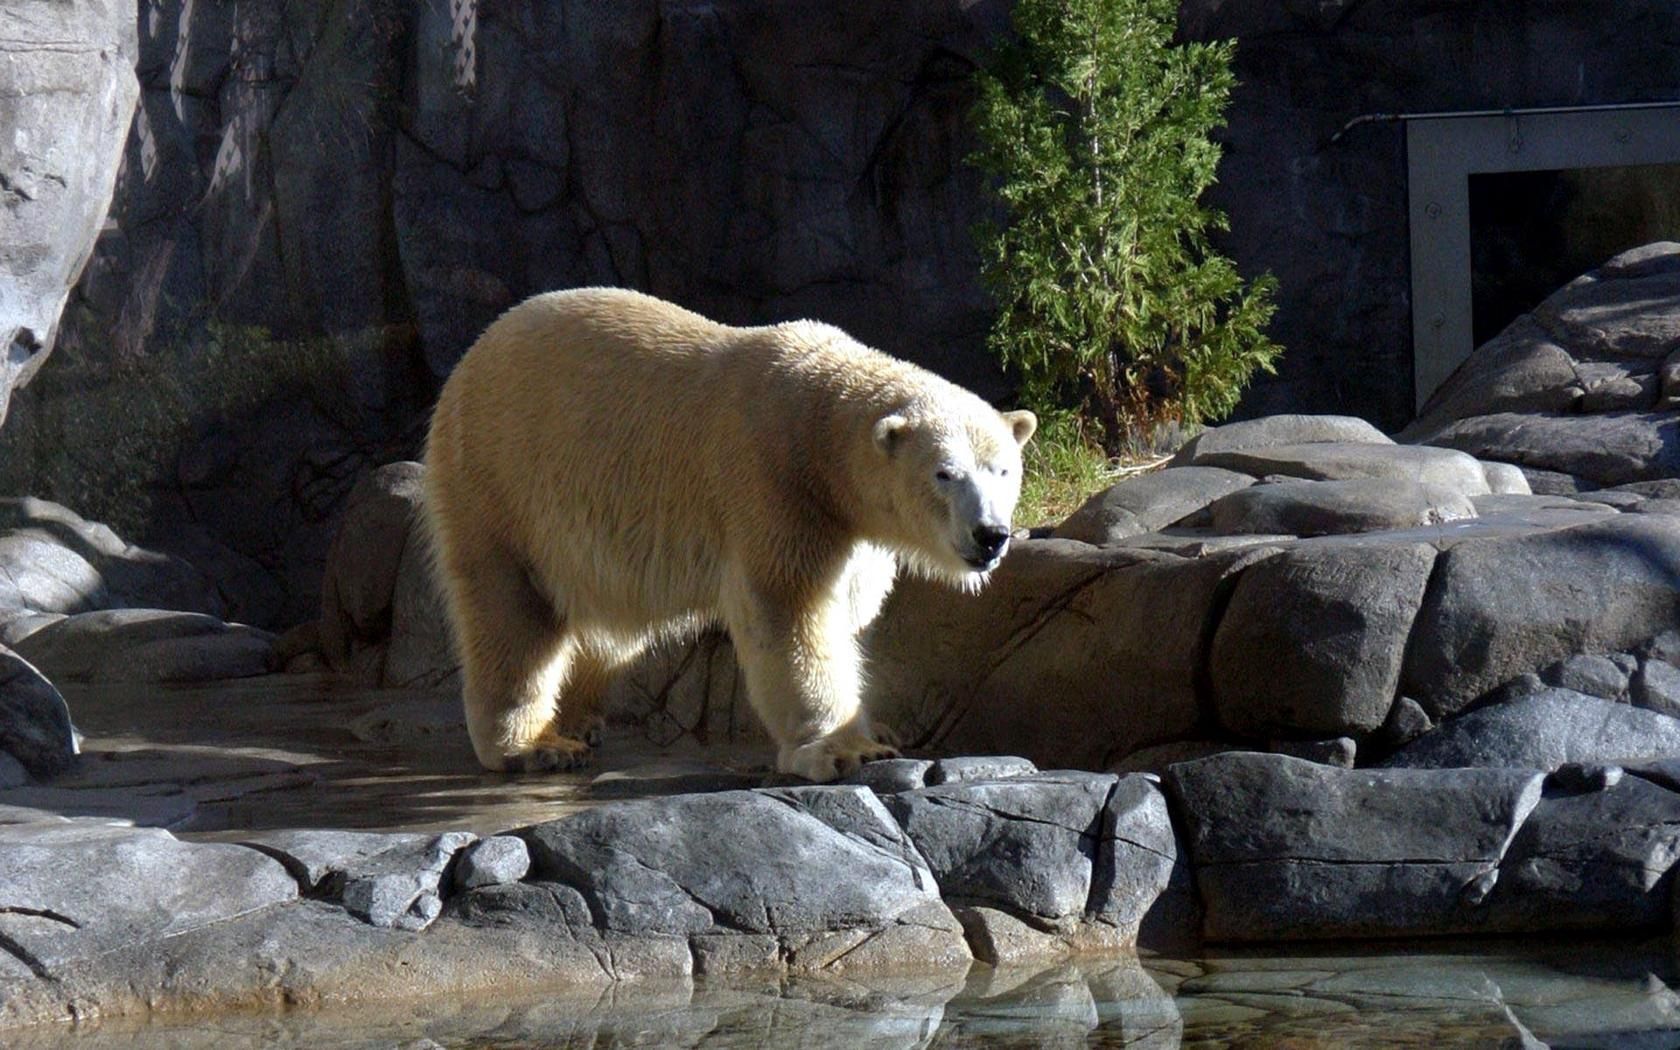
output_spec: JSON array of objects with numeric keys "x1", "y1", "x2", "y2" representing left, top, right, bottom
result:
[{"x1": 423, "y1": 288, "x2": 1036, "y2": 781}]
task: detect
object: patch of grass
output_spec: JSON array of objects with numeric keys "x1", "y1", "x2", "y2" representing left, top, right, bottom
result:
[{"x1": 1016, "y1": 414, "x2": 1189, "y2": 528}]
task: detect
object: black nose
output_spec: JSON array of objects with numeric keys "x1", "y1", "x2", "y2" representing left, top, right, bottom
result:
[{"x1": 973, "y1": 524, "x2": 1010, "y2": 558}]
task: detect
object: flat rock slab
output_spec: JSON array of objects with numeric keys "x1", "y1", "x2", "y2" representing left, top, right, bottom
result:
[
  {"x1": 1053, "y1": 466, "x2": 1255, "y2": 545},
  {"x1": 0, "y1": 644, "x2": 76, "y2": 778},
  {"x1": 1167, "y1": 752, "x2": 1544, "y2": 941},
  {"x1": 525, "y1": 786, "x2": 947, "y2": 938},
  {"x1": 0, "y1": 822, "x2": 297, "y2": 974},
  {"x1": 1382, "y1": 690, "x2": 1680, "y2": 771},
  {"x1": 1169, "y1": 415, "x2": 1392, "y2": 467},
  {"x1": 1189, "y1": 442, "x2": 1492, "y2": 497},
  {"x1": 1205, "y1": 479, "x2": 1476, "y2": 537},
  {"x1": 1402, "y1": 515, "x2": 1680, "y2": 715},
  {"x1": 1420, "y1": 411, "x2": 1680, "y2": 488},
  {"x1": 12, "y1": 609, "x2": 275, "y2": 683},
  {"x1": 1210, "y1": 542, "x2": 1436, "y2": 737}
]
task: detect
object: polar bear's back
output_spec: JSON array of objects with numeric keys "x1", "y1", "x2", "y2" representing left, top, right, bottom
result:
[{"x1": 424, "y1": 288, "x2": 834, "y2": 629}]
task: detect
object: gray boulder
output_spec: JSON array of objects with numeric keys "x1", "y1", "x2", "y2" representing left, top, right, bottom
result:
[
  {"x1": 1210, "y1": 542, "x2": 1436, "y2": 737},
  {"x1": 1405, "y1": 244, "x2": 1680, "y2": 489},
  {"x1": 0, "y1": 751, "x2": 25, "y2": 789},
  {"x1": 1169, "y1": 414, "x2": 1392, "y2": 467},
  {"x1": 886, "y1": 771, "x2": 1180, "y2": 938},
  {"x1": 886, "y1": 772, "x2": 1115, "y2": 925},
  {"x1": 1190, "y1": 442, "x2": 1493, "y2": 496},
  {"x1": 1402, "y1": 515, "x2": 1680, "y2": 715},
  {"x1": 318, "y1": 463, "x2": 426, "y2": 681},
  {"x1": 1483, "y1": 773, "x2": 1680, "y2": 932},
  {"x1": 862, "y1": 541, "x2": 1258, "y2": 769},
  {"x1": 0, "y1": 0, "x2": 139, "y2": 428},
  {"x1": 525, "y1": 787, "x2": 953, "y2": 940},
  {"x1": 1382, "y1": 690, "x2": 1680, "y2": 771},
  {"x1": 1204, "y1": 478, "x2": 1476, "y2": 537},
  {"x1": 1052, "y1": 466, "x2": 1254, "y2": 544},
  {"x1": 1542, "y1": 652, "x2": 1636, "y2": 702},
  {"x1": 842, "y1": 758, "x2": 933, "y2": 795},
  {"x1": 243, "y1": 828, "x2": 477, "y2": 932},
  {"x1": 1480, "y1": 461, "x2": 1532, "y2": 495},
  {"x1": 1167, "y1": 752, "x2": 1545, "y2": 940},
  {"x1": 453, "y1": 836, "x2": 531, "y2": 891},
  {"x1": 11, "y1": 609, "x2": 274, "y2": 683},
  {"x1": 0, "y1": 822, "x2": 297, "y2": 973},
  {"x1": 1633, "y1": 658, "x2": 1680, "y2": 718},
  {"x1": 1419, "y1": 412, "x2": 1680, "y2": 489},
  {"x1": 0, "y1": 498, "x2": 224, "y2": 618},
  {"x1": 0, "y1": 645, "x2": 76, "y2": 778},
  {"x1": 382, "y1": 510, "x2": 457, "y2": 689}
]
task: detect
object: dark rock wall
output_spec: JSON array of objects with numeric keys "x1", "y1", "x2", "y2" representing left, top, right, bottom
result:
[
  {"x1": 1179, "y1": 0, "x2": 1680, "y2": 430},
  {"x1": 5, "y1": 0, "x2": 1679, "y2": 621}
]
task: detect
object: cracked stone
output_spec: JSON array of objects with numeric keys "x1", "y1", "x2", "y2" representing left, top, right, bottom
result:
[
  {"x1": 524, "y1": 787, "x2": 950, "y2": 939},
  {"x1": 1484, "y1": 773, "x2": 1680, "y2": 932},
  {"x1": 1211, "y1": 541, "x2": 1436, "y2": 737},
  {"x1": 1634, "y1": 658, "x2": 1680, "y2": 718},
  {"x1": 1167, "y1": 751, "x2": 1545, "y2": 940},
  {"x1": 885, "y1": 771, "x2": 1118, "y2": 926}
]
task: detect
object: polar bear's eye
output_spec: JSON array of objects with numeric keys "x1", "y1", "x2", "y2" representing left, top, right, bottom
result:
[{"x1": 935, "y1": 469, "x2": 952, "y2": 483}]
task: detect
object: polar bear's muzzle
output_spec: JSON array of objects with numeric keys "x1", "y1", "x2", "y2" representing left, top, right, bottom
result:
[{"x1": 963, "y1": 524, "x2": 1011, "y2": 569}]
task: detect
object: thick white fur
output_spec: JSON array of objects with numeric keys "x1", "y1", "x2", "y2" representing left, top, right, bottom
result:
[{"x1": 423, "y1": 288, "x2": 1036, "y2": 780}]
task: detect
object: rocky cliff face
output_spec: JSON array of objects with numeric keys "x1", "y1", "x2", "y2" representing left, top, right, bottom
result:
[
  {"x1": 0, "y1": 0, "x2": 138, "y2": 428},
  {"x1": 6, "y1": 0, "x2": 1679, "y2": 622},
  {"x1": 1, "y1": 0, "x2": 1012, "y2": 623}
]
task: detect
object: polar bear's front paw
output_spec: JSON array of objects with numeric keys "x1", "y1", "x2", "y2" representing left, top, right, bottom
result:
[
  {"x1": 502, "y1": 728, "x2": 596, "y2": 774},
  {"x1": 778, "y1": 728, "x2": 901, "y2": 783}
]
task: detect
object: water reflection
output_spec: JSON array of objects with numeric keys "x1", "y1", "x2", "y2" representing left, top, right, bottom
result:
[{"x1": 17, "y1": 936, "x2": 1680, "y2": 1048}]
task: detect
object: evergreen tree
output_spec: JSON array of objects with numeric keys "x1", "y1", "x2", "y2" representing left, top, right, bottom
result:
[{"x1": 971, "y1": 0, "x2": 1281, "y2": 452}]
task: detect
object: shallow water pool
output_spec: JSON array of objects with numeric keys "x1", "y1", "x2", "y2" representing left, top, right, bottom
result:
[{"x1": 14, "y1": 935, "x2": 1679, "y2": 1048}]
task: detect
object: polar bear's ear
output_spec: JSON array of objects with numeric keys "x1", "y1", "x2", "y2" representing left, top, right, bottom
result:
[
  {"x1": 1002, "y1": 410, "x2": 1038, "y2": 447},
  {"x1": 872, "y1": 414, "x2": 911, "y2": 456}
]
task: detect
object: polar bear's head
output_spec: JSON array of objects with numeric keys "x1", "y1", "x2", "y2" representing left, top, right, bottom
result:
[{"x1": 871, "y1": 400, "x2": 1037, "y2": 589}]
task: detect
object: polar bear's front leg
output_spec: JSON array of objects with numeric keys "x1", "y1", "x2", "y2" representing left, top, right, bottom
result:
[{"x1": 724, "y1": 583, "x2": 899, "y2": 782}]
